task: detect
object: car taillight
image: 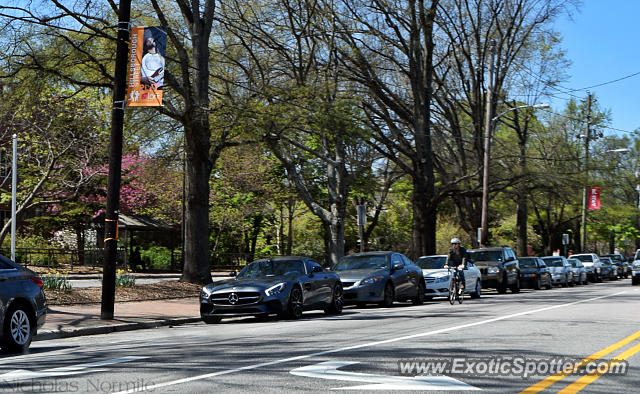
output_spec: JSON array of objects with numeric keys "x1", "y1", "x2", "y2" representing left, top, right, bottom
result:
[{"x1": 30, "y1": 276, "x2": 44, "y2": 289}]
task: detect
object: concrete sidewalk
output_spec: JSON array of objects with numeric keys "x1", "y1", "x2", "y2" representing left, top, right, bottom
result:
[{"x1": 36, "y1": 298, "x2": 202, "y2": 341}]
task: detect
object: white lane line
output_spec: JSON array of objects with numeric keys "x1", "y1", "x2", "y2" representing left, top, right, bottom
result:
[
  {"x1": 290, "y1": 361, "x2": 481, "y2": 390},
  {"x1": 114, "y1": 290, "x2": 627, "y2": 394}
]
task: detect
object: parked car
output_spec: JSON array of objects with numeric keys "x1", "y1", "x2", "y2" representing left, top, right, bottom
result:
[
  {"x1": 599, "y1": 257, "x2": 619, "y2": 280},
  {"x1": 568, "y1": 253, "x2": 603, "y2": 282},
  {"x1": 334, "y1": 251, "x2": 425, "y2": 307},
  {"x1": 518, "y1": 257, "x2": 552, "y2": 290},
  {"x1": 567, "y1": 258, "x2": 589, "y2": 285},
  {"x1": 0, "y1": 255, "x2": 47, "y2": 353},
  {"x1": 541, "y1": 256, "x2": 574, "y2": 287},
  {"x1": 468, "y1": 247, "x2": 520, "y2": 294},
  {"x1": 200, "y1": 256, "x2": 343, "y2": 323},
  {"x1": 632, "y1": 259, "x2": 640, "y2": 285},
  {"x1": 600, "y1": 254, "x2": 630, "y2": 278},
  {"x1": 415, "y1": 255, "x2": 482, "y2": 299}
]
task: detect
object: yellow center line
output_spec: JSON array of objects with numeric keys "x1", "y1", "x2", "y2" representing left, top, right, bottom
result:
[
  {"x1": 557, "y1": 341, "x2": 640, "y2": 394},
  {"x1": 520, "y1": 329, "x2": 640, "y2": 394}
]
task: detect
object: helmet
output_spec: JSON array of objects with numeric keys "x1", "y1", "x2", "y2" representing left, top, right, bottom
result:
[{"x1": 450, "y1": 238, "x2": 461, "y2": 244}]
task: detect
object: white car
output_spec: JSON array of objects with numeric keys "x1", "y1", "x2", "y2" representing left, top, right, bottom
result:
[
  {"x1": 415, "y1": 255, "x2": 482, "y2": 299},
  {"x1": 632, "y1": 260, "x2": 640, "y2": 286}
]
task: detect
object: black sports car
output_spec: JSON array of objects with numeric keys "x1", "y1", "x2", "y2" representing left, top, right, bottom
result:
[{"x1": 200, "y1": 256, "x2": 343, "y2": 323}]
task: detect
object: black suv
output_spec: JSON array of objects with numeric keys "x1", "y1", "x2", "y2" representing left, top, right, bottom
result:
[{"x1": 468, "y1": 247, "x2": 520, "y2": 294}]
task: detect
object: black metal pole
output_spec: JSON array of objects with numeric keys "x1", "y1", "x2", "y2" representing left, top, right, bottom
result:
[{"x1": 101, "y1": 0, "x2": 132, "y2": 320}]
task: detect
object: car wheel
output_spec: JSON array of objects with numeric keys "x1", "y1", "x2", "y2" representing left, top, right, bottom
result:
[
  {"x1": 497, "y1": 273, "x2": 508, "y2": 294},
  {"x1": 632, "y1": 276, "x2": 639, "y2": 285},
  {"x1": 379, "y1": 282, "x2": 394, "y2": 307},
  {"x1": 545, "y1": 277, "x2": 553, "y2": 290},
  {"x1": 325, "y1": 284, "x2": 344, "y2": 315},
  {"x1": 568, "y1": 274, "x2": 574, "y2": 287},
  {"x1": 510, "y1": 278, "x2": 520, "y2": 293},
  {"x1": 412, "y1": 282, "x2": 425, "y2": 305},
  {"x1": 202, "y1": 315, "x2": 222, "y2": 324},
  {"x1": 1, "y1": 304, "x2": 33, "y2": 353},
  {"x1": 283, "y1": 287, "x2": 304, "y2": 319},
  {"x1": 534, "y1": 277, "x2": 542, "y2": 290},
  {"x1": 470, "y1": 280, "x2": 482, "y2": 299},
  {"x1": 582, "y1": 274, "x2": 588, "y2": 285}
]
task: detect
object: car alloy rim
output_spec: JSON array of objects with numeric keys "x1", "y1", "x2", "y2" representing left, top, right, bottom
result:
[
  {"x1": 334, "y1": 286, "x2": 343, "y2": 309},
  {"x1": 292, "y1": 289, "x2": 303, "y2": 316},
  {"x1": 10, "y1": 310, "x2": 30, "y2": 345}
]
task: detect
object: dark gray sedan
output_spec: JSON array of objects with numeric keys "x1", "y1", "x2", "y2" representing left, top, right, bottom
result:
[
  {"x1": 0, "y1": 255, "x2": 47, "y2": 353},
  {"x1": 200, "y1": 257, "x2": 343, "y2": 323},
  {"x1": 332, "y1": 252, "x2": 425, "y2": 307}
]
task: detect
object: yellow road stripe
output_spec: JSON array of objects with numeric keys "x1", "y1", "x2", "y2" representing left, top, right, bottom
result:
[
  {"x1": 520, "y1": 329, "x2": 640, "y2": 394},
  {"x1": 557, "y1": 341, "x2": 640, "y2": 394}
]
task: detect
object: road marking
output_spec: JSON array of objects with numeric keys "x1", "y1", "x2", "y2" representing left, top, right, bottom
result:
[
  {"x1": 114, "y1": 290, "x2": 626, "y2": 394},
  {"x1": 557, "y1": 341, "x2": 640, "y2": 393},
  {"x1": 0, "y1": 356, "x2": 147, "y2": 382},
  {"x1": 520, "y1": 329, "x2": 640, "y2": 394},
  {"x1": 290, "y1": 360, "x2": 481, "y2": 391}
]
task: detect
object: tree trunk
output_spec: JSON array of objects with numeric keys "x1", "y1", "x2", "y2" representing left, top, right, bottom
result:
[{"x1": 181, "y1": 122, "x2": 213, "y2": 284}]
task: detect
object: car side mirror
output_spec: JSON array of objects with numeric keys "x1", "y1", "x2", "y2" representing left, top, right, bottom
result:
[
  {"x1": 313, "y1": 266, "x2": 323, "y2": 273},
  {"x1": 391, "y1": 262, "x2": 405, "y2": 272},
  {"x1": 229, "y1": 271, "x2": 236, "y2": 277}
]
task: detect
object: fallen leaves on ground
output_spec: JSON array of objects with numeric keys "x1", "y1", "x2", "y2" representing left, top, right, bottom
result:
[{"x1": 45, "y1": 281, "x2": 202, "y2": 306}]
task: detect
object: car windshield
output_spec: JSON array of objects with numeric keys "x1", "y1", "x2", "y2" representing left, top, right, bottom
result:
[
  {"x1": 568, "y1": 260, "x2": 580, "y2": 267},
  {"x1": 468, "y1": 250, "x2": 502, "y2": 262},
  {"x1": 602, "y1": 255, "x2": 623, "y2": 263},
  {"x1": 237, "y1": 260, "x2": 305, "y2": 279},
  {"x1": 518, "y1": 258, "x2": 538, "y2": 268},
  {"x1": 334, "y1": 255, "x2": 388, "y2": 271},
  {"x1": 415, "y1": 256, "x2": 446, "y2": 269},
  {"x1": 570, "y1": 255, "x2": 593, "y2": 263},
  {"x1": 543, "y1": 258, "x2": 563, "y2": 267}
]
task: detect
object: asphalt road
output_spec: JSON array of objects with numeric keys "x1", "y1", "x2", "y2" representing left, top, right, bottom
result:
[{"x1": 2, "y1": 280, "x2": 638, "y2": 393}]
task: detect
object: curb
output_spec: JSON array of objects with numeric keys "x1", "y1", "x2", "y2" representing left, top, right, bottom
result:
[{"x1": 35, "y1": 317, "x2": 203, "y2": 341}]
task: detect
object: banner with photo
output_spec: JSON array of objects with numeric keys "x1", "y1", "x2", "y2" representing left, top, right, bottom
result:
[{"x1": 126, "y1": 26, "x2": 166, "y2": 107}]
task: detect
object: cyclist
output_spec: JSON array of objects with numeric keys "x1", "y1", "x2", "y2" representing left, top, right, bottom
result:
[{"x1": 444, "y1": 238, "x2": 469, "y2": 293}]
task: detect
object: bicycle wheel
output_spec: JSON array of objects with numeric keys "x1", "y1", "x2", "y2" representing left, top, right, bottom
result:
[
  {"x1": 457, "y1": 278, "x2": 464, "y2": 304},
  {"x1": 448, "y1": 277, "x2": 456, "y2": 305}
]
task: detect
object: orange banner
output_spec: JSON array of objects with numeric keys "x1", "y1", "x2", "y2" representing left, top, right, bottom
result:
[{"x1": 126, "y1": 26, "x2": 166, "y2": 107}]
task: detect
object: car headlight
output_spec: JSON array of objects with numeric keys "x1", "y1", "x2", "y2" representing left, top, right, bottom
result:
[
  {"x1": 487, "y1": 267, "x2": 500, "y2": 274},
  {"x1": 360, "y1": 276, "x2": 385, "y2": 286},
  {"x1": 266, "y1": 282, "x2": 287, "y2": 296},
  {"x1": 434, "y1": 275, "x2": 450, "y2": 283},
  {"x1": 200, "y1": 288, "x2": 212, "y2": 299}
]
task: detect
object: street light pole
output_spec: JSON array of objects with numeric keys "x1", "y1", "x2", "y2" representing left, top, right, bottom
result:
[
  {"x1": 480, "y1": 41, "x2": 496, "y2": 247},
  {"x1": 580, "y1": 93, "x2": 593, "y2": 253},
  {"x1": 480, "y1": 102, "x2": 549, "y2": 246}
]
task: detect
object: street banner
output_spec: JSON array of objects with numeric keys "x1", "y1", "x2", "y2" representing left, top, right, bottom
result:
[
  {"x1": 588, "y1": 186, "x2": 601, "y2": 210},
  {"x1": 126, "y1": 26, "x2": 166, "y2": 107}
]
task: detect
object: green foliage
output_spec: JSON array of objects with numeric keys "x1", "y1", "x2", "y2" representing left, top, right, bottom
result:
[{"x1": 140, "y1": 246, "x2": 173, "y2": 271}]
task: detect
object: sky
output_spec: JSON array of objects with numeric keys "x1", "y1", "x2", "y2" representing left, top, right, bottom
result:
[{"x1": 551, "y1": 0, "x2": 640, "y2": 136}]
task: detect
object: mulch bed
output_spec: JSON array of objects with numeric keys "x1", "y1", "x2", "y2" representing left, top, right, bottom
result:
[{"x1": 45, "y1": 281, "x2": 202, "y2": 306}]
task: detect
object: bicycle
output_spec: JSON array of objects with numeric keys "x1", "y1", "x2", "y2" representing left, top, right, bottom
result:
[{"x1": 447, "y1": 265, "x2": 464, "y2": 305}]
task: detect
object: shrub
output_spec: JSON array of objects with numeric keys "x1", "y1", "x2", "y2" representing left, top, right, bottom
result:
[
  {"x1": 140, "y1": 246, "x2": 172, "y2": 271},
  {"x1": 42, "y1": 273, "x2": 72, "y2": 290}
]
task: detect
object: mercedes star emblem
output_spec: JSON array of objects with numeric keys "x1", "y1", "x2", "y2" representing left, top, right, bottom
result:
[{"x1": 228, "y1": 293, "x2": 239, "y2": 304}]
